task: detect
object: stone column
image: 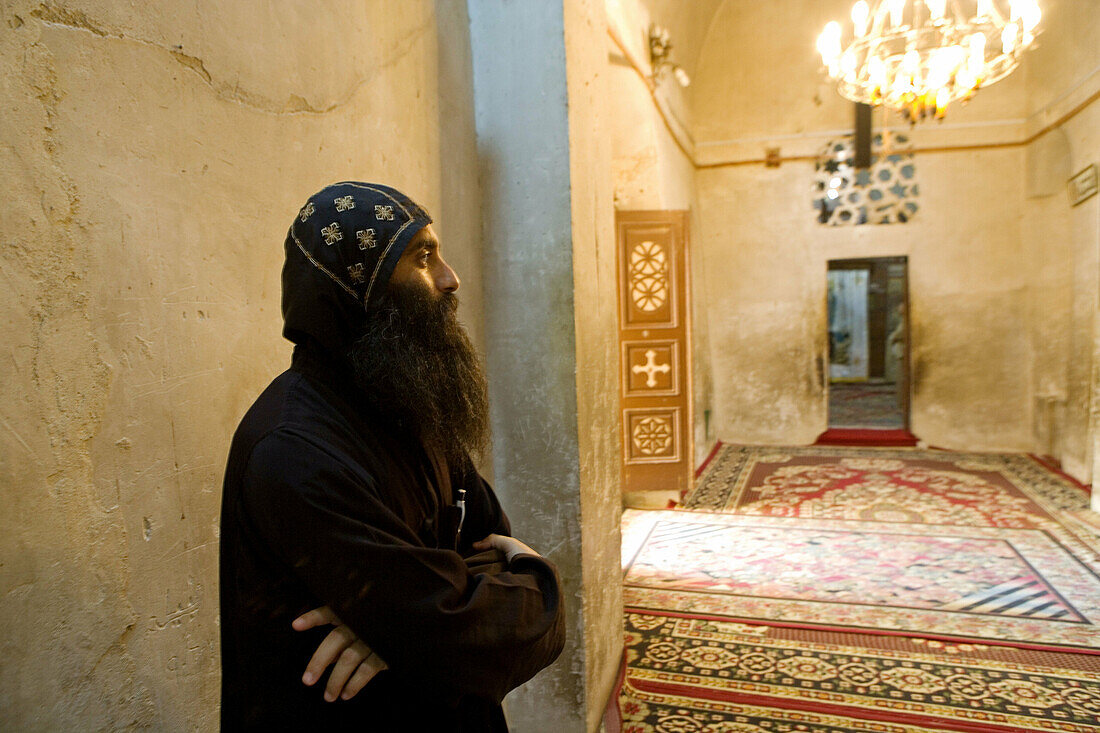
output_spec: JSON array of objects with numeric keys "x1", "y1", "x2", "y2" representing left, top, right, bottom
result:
[{"x1": 468, "y1": 0, "x2": 622, "y2": 729}]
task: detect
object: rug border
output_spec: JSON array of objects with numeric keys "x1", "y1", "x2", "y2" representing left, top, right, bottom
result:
[
  {"x1": 626, "y1": 675, "x2": 1091, "y2": 733},
  {"x1": 694, "y1": 440, "x2": 723, "y2": 479},
  {"x1": 1029, "y1": 453, "x2": 1092, "y2": 493},
  {"x1": 623, "y1": 606, "x2": 1100, "y2": 656}
]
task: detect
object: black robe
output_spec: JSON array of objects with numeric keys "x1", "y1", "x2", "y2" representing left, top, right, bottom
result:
[{"x1": 219, "y1": 347, "x2": 565, "y2": 730}]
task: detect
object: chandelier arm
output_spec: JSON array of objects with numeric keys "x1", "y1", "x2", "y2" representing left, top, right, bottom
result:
[
  {"x1": 912, "y1": 0, "x2": 925, "y2": 34},
  {"x1": 987, "y1": 1, "x2": 1007, "y2": 25},
  {"x1": 948, "y1": 0, "x2": 967, "y2": 27},
  {"x1": 871, "y1": 1, "x2": 889, "y2": 38}
]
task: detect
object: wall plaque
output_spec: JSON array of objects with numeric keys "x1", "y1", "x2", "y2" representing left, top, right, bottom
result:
[{"x1": 1069, "y1": 165, "x2": 1097, "y2": 207}]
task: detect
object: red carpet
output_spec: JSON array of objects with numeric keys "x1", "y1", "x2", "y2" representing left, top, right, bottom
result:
[{"x1": 816, "y1": 427, "x2": 918, "y2": 446}]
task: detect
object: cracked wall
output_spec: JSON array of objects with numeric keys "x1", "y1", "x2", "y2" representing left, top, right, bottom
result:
[{"x1": 0, "y1": 0, "x2": 482, "y2": 727}]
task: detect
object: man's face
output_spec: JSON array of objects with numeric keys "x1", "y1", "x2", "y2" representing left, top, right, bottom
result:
[
  {"x1": 349, "y1": 225, "x2": 489, "y2": 462},
  {"x1": 389, "y1": 224, "x2": 460, "y2": 301}
]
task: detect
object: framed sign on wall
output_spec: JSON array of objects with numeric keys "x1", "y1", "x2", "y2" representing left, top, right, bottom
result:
[{"x1": 1069, "y1": 164, "x2": 1097, "y2": 207}]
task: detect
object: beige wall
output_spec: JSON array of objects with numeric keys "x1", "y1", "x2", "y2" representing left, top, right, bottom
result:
[
  {"x1": 690, "y1": 0, "x2": 1097, "y2": 457},
  {"x1": 0, "y1": 1, "x2": 482, "y2": 727},
  {"x1": 567, "y1": 2, "x2": 625, "y2": 724},
  {"x1": 1022, "y1": 0, "x2": 1100, "y2": 483},
  {"x1": 696, "y1": 149, "x2": 1032, "y2": 448}
]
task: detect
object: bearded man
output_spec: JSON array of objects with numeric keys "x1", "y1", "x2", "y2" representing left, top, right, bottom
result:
[{"x1": 219, "y1": 182, "x2": 565, "y2": 731}]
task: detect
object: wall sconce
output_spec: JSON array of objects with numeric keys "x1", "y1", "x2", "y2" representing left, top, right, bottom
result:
[{"x1": 648, "y1": 24, "x2": 691, "y2": 87}]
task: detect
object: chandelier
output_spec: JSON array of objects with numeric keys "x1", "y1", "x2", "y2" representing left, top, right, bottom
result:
[{"x1": 817, "y1": 0, "x2": 1041, "y2": 123}]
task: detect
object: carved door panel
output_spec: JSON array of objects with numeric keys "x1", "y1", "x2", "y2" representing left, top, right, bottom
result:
[{"x1": 616, "y1": 210, "x2": 693, "y2": 497}]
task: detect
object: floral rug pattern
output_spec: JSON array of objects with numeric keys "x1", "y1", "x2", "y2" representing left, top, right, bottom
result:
[
  {"x1": 619, "y1": 611, "x2": 1100, "y2": 733},
  {"x1": 683, "y1": 447, "x2": 1099, "y2": 572}
]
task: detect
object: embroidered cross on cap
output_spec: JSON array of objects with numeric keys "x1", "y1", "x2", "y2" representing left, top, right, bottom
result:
[{"x1": 284, "y1": 181, "x2": 433, "y2": 310}]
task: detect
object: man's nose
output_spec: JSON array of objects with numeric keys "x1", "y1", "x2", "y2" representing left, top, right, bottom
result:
[{"x1": 436, "y1": 259, "x2": 460, "y2": 293}]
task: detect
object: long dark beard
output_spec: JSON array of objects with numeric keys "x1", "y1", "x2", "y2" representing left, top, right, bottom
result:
[{"x1": 349, "y1": 283, "x2": 490, "y2": 464}]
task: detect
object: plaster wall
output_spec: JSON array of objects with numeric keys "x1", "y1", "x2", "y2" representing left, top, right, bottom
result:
[
  {"x1": 0, "y1": 1, "x2": 483, "y2": 727},
  {"x1": 1021, "y1": 0, "x2": 1100, "y2": 484},
  {"x1": 696, "y1": 149, "x2": 1031, "y2": 448},
  {"x1": 566, "y1": 1, "x2": 626, "y2": 725},
  {"x1": 470, "y1": 0, "x2": 613, "y2": 728},
  {"x1": 688, "y1": 0, "x2": 1086, "y2": 451}
]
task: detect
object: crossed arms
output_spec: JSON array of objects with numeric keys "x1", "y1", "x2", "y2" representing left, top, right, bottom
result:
[
  {"x1": 243, "y1": 429, "x2": 563, "y2": 704},
  {"x1": 292, "y1": 533, "x2": 539, "y2": 702}
]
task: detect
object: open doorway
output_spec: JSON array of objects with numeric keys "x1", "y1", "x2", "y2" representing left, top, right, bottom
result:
[{"x1": 826, "y1": 257, "x2": 909, "y2": 431}]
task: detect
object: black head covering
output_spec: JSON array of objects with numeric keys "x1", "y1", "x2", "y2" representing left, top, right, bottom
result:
[{"x1": 282, "y1": 182, "x2": 432, "y2": 360}]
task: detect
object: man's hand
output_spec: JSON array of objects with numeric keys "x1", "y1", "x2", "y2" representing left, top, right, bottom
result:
[
  {"x1": 292, "y1": 606, "x2": 388, "y2": 702},
  {"x1": 472, "y1": 534, "x2": 539, "y2": 563}
]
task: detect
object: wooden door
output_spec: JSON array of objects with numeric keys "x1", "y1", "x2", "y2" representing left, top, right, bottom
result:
[{"x1": 616, "y1": 210, "x2": 693, "y2": 497}]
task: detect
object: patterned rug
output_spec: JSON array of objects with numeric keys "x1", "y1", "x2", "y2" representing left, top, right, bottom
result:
[
  {"x1": 619, "y1": 610, "x2": 1100, "y2": 733},
  {"x1": 615, "y1": 446, "x2": 1100, "y2": 732},
  {"x1": 829, "y1": 383, "x2": 905, "y2": 429},
  {"x1": 683, "y1": 446, "x2": 1099, "y2": 573},
  {"x1": 622, "y1": 510, "x2": 1100, "y2": 652}
]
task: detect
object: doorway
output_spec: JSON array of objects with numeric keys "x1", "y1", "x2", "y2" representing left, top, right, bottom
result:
[{"x1": 826, "y1": 257, "x2": 909, "y2": 430}]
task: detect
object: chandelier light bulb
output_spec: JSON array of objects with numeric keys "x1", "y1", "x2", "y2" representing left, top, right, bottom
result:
[
  {"x1": 968, "y1": 32, "x2": 986, "y2": 77},
  {"x1": 956, "y1": 66, "x2": 976, "y2": 90},
  {"x1": 902, "y1": 49, "x2": 920, "y2": 75},
  {"x1": 1002, "y1": 21, "x2": 1018, "y2": 53},
  {"x1": 935, "y1": 86, "x2": 950, "y2": 115},
  {"x1": 852, "y1": 1, "x2": 871, "y2": 36},
  {"x1": 1022, "y1": 2, "x2": 1041, "y2": 31},
  {"x1": 948, "y1": 44, "x2": 967, "y2": 68},
  {"x1": 867, "y1": 56, "x2": 887, "y2": 102},
  {"x1": 925, "y1": 0, "x2": 946, "y2": 21},
  {"x1": 977, "y1": 0, "x2": 994, "y2": 19},
  {"x1": 926, "y1": 48, "x2": 951, "y2": 88},
  {"x1": 818, "y1": 21, "x2": 843, "y2": 64},
  {"x1": 1009, "y1": 0, "x2": 1022, "y2": 21},
  {"x1": 892, "y1": 68, "x2": 909, "y2": 96}
]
